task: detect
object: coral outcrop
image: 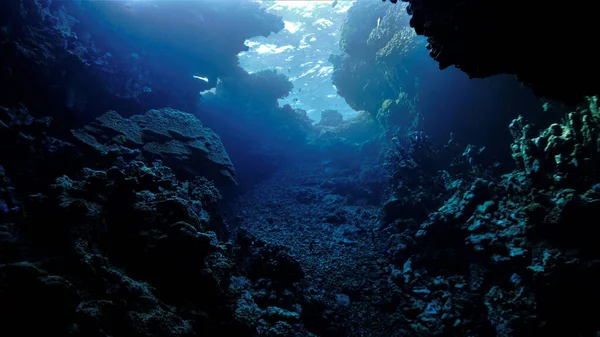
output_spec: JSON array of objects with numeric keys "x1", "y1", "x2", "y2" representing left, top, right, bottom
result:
[
  {"x1": 72, "y1": 108, "x2": 236, "y2": 186},
  {"x1": 0, "y1": 106, "x2": 330, "y2": 337}
]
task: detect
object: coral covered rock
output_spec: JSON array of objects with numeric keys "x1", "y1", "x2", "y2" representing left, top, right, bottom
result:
[
  {"x1": 72, "y1": 108, "x2": 236, "y2": 185},
  {"x1": 509, "y1": 96, "x2": 600, "y2": 188}
]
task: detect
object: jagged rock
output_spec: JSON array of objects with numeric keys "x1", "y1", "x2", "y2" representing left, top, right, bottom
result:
[{"x1": 72, "y1": 108, "x2": 236, "y2": 185}]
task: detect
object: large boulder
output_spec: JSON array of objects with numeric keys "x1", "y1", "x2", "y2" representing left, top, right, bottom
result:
[{"x1": 72, "y1": 108, "x2": 236, "y2": 185}]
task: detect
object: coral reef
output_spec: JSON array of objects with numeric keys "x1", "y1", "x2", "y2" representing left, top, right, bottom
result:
[
  {"x1": 377, "y1": 97, "x2": 600, "y2": 335},
  {"x1": 332, "y1": 0, "x2": 553, "y2": 173},
  {"x1": 2, "y1": 1, "x2": 600, "y2": 336},
  {"x1": 226, "y1": 162, "x2": 388, "y2": 335}
]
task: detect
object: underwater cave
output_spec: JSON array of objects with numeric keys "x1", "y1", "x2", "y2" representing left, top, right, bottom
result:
[{"x1": 0, "y1": 0, "x2": 599, "y2": 336}]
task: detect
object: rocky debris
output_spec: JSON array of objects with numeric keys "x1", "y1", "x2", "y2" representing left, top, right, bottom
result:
[
  {"x1": 332, "y1": 0, "x2": 552, "y2": 166},
  {"x1": 72, "y1": 108, "x2": 236, "y2": 186},
  {"x1": 0, "y1": 261, "x2": 81, "y2": 335},
  {"x1": 235, "y1": 229, "x2": 305, "y2": 290},
  {"x1": 383, "y1": 173, "x2": 598, "y2": 335},
  {"x1": 226, "y1": 161, "x2": 392, "y2": 336},
  {"x1": 383, "y1": 0, "x2": 600, "y2": 103},
  {"x1": 309, "y1": 115, "x2": 383, "y2": 192},
  {"x1": 230, "y1": 229, "x2": 323, "y2": 336},
  {"x1": 312, "y1": 138, "x2": 387, "y2": 207}
]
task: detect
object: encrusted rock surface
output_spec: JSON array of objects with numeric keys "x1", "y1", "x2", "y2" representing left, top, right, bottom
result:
[
  {"x1": 72, "y1": 108, "x2": 236, "y2": 186},
  {"x1": 0, "y1": 106, "x2": 326, "y2": 336}
]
